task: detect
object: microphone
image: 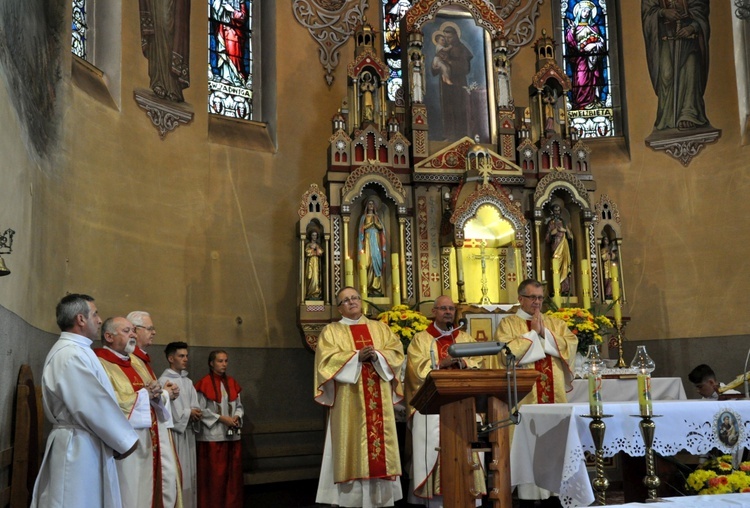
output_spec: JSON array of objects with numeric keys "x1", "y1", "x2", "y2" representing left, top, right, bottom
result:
[
  {"x1": 457, "y1": 318, "x2": 468, "y2": 330},
  {"x1": 448, "y1": 341, "x2": 506, "y2": 357}
]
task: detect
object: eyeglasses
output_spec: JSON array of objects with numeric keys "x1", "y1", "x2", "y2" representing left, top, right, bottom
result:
[
  {"x1": 337, "y1": 295, "x2": 361, "y2": 306},
  {"x1": 135, "y1": 325, "x2": 156, "y2": 332},
  {"x1": 519, "y1": 294, "x2": 544, "y2": 302},
  {"x1": 435, "y1": 306, "x2": 456, "y2": 312}
]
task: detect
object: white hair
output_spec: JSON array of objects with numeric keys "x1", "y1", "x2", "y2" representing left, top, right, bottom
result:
[{"x1": 126, "y1": 310, "x2": 151, "y2": 326}]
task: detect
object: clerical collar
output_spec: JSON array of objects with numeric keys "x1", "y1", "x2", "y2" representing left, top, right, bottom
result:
[
  {"x1": 516, "y1": 309, "x2": 534, "y2": 320},
  {"x1": 340, "y1": 315, "x2": 364, "y2": 325},
  {"x1": 434, "y1": 323, "x2": 453, "y2": 335},
  {"x1": 104, "y1": 345, "x2": 130, "y2": 360}
]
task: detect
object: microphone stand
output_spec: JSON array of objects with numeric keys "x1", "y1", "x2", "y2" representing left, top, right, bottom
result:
[{"x1": 478, "y1": 348, "x2": 520, "y2": 435}]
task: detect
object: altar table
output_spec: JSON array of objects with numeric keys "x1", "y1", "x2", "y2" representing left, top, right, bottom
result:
[
  {"x1": 511, "y1": 400, "x2": 750, "y2": 508},
  {"x1": 569, "y1": 377, "x2": 687, "y2": 403},
  {"x1": 609, "y1": 493, "x2": 750, "y2": 507}
]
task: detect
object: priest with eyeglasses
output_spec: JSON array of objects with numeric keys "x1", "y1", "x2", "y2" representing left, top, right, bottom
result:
[{"x1": 314, "y1": 286, "x2": 405, "y2": 508}]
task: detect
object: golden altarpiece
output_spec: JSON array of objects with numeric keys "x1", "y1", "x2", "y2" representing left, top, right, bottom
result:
[{"x1": 296, "y1": 0, "x2": 625, "y2": 350}]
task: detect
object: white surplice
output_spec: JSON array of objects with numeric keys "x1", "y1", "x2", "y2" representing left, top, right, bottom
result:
[
  {"x1": 31, "y1": 332, "x2": 139, "y2": 508},
  {"x1": 160, "y1": 368, "x2": 200, "y2": 508}
]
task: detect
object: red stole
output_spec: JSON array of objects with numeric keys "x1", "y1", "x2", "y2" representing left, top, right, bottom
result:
[
  {"x1": 426, "y1": 322, "x2": 460, "y2": 366},
  {"x1": 195, "y1": 373, "x2": 241, "y2": 403},
  {"x1": 350, "y1": 323, "x2": 388, "y2": 478},
  {"x1": 525, "y1": 320, "x2": 556, "y2": 404},
  {"x1": 132, "y1": 347, "x2": 157, "y2": 379},
  {"x1": 95, "y1": 348, "x2": 147, "y2": 390}
]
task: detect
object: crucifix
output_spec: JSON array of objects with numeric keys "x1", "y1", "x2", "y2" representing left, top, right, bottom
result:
[{"x1": 469, "y1": 240, "x2": 501, "y2": 305}]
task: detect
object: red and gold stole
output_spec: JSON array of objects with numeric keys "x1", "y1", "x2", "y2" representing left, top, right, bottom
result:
[
  {"x1": 350, "y1": 323, "x2": 388, "y2": 478},
  {"x1": 525, "y1": 321, "x2": 556, "y2": 404}
]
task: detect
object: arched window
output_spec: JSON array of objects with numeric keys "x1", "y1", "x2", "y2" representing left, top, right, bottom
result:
[
  {"x1": 208, "y1": 0, "x2": 256, "y2": 120},
  {"x1": 382, "y1": 0, "x2": 413, "y2": 101},
  {"x1": 554, "y1": 0, "x2": 624, "y2": 138}
]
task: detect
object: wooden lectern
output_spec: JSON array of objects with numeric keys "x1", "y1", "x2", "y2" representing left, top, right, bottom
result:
[{"x1": 410, "y1": 369, "x2": 539, "y2": 508}]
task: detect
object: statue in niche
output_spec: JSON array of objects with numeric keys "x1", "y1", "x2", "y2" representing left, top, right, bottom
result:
[
  {"x1": 600, "y1": 235, "x2": 617, "y2": 300},
  {"x1": 360, "y1": 71, "x2": 376, "y2": 122},
  {"x1": 542, "y1": 85, "x2": 558, "y2": 138},
  {"x1": 411, "y1": 53, "x2": 425, "y2": 104},
  {"x1": 545, "y1": 203, "x2": 573, "y2": 295},
  {"x1": 642, "y1": 0, "x2": 710, "y2": 131},
  {"x1": 139, "y1": 0, "x2": 191, "y2": 102},
  {"x1": 358, "y1": 199, "x2": 387, "y2": 296},
  {"x1": 305, "y1": 230, "x2": 324, "y2": 300}
]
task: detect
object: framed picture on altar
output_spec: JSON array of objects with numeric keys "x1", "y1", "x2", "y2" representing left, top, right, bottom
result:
[{"x1": 422, "y1": 7, "x2": 497, "y2": 145}]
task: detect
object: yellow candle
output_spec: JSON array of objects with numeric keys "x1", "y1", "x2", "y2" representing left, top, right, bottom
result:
[
  {"x1": 345, "y1": 258, "x2": 354, "y2": 287},
  {"x1": 611, "y1": 263, "x2": 622, "y2": 325},
  {"x1": 581, "y1": 259, "x2": 591, "y2": 310},
  {"x1": 637, "y1": 372, "x2": 653, "y2": 416},
  {"x1": 552, "y1": 257, "x2": 562, "y2": 308},
  {"x1": 359, "y1": 263, "x2": 368, "y2": 296},
  {"x1": 391, "y1": 253, "x2": 401, "y2": 306},
  {"x1": 588, "y1": 371, "x2": 603, "y2": 416}
]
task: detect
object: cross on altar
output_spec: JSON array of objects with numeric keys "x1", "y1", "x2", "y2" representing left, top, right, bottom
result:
[{"x1": 469, "y1": 240, "x2": 500, "y2": 305}]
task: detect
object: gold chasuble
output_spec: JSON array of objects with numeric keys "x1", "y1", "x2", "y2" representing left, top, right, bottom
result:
[
  {"x1": 492, "y1": 314, "x2": 577, "y2": 406},
  {"x1": 314, "y1": 317, "x2": 404, "y2": 483}
]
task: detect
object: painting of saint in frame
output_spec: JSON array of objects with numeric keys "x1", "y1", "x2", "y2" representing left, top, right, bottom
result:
[{"x1": 423, "y1": 9, "x2": 496, "y2": 144}]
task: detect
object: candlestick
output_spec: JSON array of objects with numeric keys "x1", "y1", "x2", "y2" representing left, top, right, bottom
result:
[
  {"x1": 345, "y1": 258, "x2": 354, "y2": 288},
  {"x1": 391, "y1": 253, "x2": 401, "y2": 306},
  {"x1": 611, "y1": 263, "x2": 622, "y2": 325},
  {"x1": 581, "y1": 259, "x2": 591, "y2": 310},
  {"x1": 359, "y1": 262, "x2": 368, "y2": 313},
  {"x1": 588, "y1": 373, "x2": 603, "y2": 416}
]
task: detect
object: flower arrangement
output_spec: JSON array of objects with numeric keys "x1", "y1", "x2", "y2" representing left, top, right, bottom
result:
[
  {"x1": 545, "y1": 307, "x2": 612, "y2": 356},
  {"x1": 377, "y1": 304, "x2": 430, "y2": 352},
  {"x1": 685, "y1": 455, "x2": 750, "y2": 495}
]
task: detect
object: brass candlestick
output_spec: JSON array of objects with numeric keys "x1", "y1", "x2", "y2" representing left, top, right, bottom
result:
[
  {"x1": 615, "y1": 322, "x2": 627, "y2": 368},
  {"x1": 637, "y1": 414, "x2": 661, "y2": 502},
  {"x1": 581, "y1": 413, "x2": 611, "y2": 506}
]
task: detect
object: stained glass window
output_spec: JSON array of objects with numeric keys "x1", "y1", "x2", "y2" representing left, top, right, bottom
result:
[
  {"x1": 208, "y1": 0, "x2": 254, "y2": 120},
  {"x1": 382, "y1": 0, "x2": 412, "y2": 101},
  {"x1": 72, "y1": 0, "x2": 87, "y2": 59},
  {"x1": 559, "y1": 0, "x2": 616, "y2": 138}
]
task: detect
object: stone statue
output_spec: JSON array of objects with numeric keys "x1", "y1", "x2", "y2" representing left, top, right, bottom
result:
[
  {"x1": 360, "y1": 71, "x2": 376, "y2": 122},
  {"x1": 600, "y1": 236, "x2": 617, "y2": 300},
  {"x1": 411, "y1": 53, "x2": 424, "y2": 104},
  {"x1": 305, "y1": 231, "x2": 324, "y2": 300},
  {"x1": 545, "y1": 203, "x2": 573, "y2": 295},
  {"x1": 139, "y1": 0, "x2": 191, "y2": 102},
  {"x1": 358, "y1": 200, "x2": 387, "y2": 296}
]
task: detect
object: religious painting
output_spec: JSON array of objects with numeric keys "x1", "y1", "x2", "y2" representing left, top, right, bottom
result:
[
  {"x1": 423, "y1": 9, "x2": 495, "y2": 144},
  {"x1": 208, "y1": 0, "x2": 254, "y2": 120},
  {"x1": 714, "y1": 410, "x2": 740, "y2": 449}
]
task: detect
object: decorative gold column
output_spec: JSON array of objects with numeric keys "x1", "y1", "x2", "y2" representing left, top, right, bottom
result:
[
  {"x1": 534, "y1": 222, "x2": 542, "y2": 281},
  {"x1": 514, "y1": 244, "x2": 523, "y2": 285},
  {"x1": 300, "y1": 237, "x2": 306, "y2": 299},
  {"x1": 342, "y1": 216, "x2": 350, "y2": 271}
]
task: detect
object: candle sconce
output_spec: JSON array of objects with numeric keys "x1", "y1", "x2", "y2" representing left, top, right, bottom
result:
[{"x1": 0, "y1": 228, "x2": 15, "y2": 276}]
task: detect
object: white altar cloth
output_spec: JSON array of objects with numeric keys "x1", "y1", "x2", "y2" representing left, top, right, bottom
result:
[
  {"x1": 569, "y1": 377, "x2": 687, "y2": 403},
  {"x1": 511, "y1": 400, "x2": 750, "y2": 508},
  {"x1": 608, "y1": 492, "x2": 750, "y2": 507}
]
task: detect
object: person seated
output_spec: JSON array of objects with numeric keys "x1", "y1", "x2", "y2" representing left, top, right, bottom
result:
[{"x1": 687, "y1": 364, "x2": 740, "y2": 399}]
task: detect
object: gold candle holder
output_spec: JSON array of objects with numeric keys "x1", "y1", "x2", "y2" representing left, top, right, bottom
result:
[
  {"x1": 615, "y1": 322, "x2": 627, "y2": 368},
  {"x1": 581, "y1": 413, "x2": 611, "y2": 506},
  {"x1": 635, "y1": 414, "x2": 662, "y2": 502}
]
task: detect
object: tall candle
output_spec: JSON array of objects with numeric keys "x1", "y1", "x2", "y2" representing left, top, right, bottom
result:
[
  {"x1": 581, "y1": 259, "x2": 591, "y2": 310},
  {"x1": 588, "y1": 369, "x2": 603, "y2": 416},
  {"x1": 637, "y1": 372, "x2": 653, "y2": 416},
  {"x1": 359, "y1": 262, "x2": 368, "y2": 302},
  {"x1": 345, "y1": 258, "x2": 354, "y2": 287},
  {"x1": 611, "y1": 263, "x2": 622, "y2": 324},
  {"x1": 391, "y1": 253, "x2": 401, "y2": 306}
]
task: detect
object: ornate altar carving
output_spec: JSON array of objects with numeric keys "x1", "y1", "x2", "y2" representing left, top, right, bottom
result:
[{"x1": 295, "y1": 4, "x2": 626, "y2": 350}]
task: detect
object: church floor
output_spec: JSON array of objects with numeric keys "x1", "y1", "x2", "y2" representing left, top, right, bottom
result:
[{"x1": 242, "y1": 479, "x2": 626, "y2": 507}]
